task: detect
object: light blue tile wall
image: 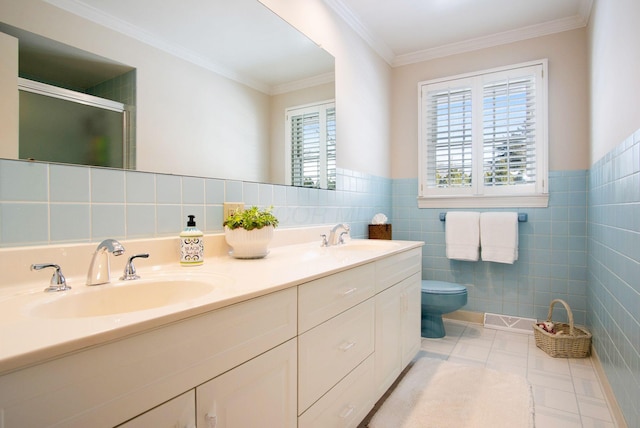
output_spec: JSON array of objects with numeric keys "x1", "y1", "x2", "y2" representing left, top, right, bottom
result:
[
  {"x1": 392, "y1": 170, "x2": 589, "y2": 324},
  {"x1": 588, "y1": 128, "x2": 640, "y2": 427},
  {"x1": 0, "y1": 161, "x2": 391, "y2": 247}
]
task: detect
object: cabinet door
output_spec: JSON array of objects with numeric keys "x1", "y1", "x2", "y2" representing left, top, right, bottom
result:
[
  {"x1": 374, "y1": 283, "x2": 403, "y2": 398},
  {"x1": 374, "y1": 272, "x2": 421, "y2": 397},
  {"x1": 400, "y1": 272, "x2": 422, "y2": 367},
  {"x1": 117, "y1": 390, "x2": 195, "y2": 428},
  {"x1": 196, "y1": 339, "x2": 297, "y2": 428}
]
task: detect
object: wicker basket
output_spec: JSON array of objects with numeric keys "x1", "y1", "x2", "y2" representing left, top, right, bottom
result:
[{"x1": 533, "y1": 299, "x2": 592, "y2": 358}]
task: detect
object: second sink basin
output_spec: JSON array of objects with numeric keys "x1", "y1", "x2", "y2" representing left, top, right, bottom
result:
[{"x1": 31, "y1": 277, "x2": 221, "y2": 318}]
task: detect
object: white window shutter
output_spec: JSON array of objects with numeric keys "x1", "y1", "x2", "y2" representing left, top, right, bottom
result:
[
  {"x1": 286, "y1": 101, "x2": 336, "y2": 189},
  {"x1": 482, "y1": 71, "x2": 537, "y2": 188},
  {"x1": 418, "y1": 60, "x2": 548, "y2": 208},
  {"x1": 424, "y1": 84, "x2": 473, "y2": 190}
]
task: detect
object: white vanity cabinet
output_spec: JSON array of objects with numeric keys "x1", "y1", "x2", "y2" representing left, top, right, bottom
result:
[{"x1": 0, "y1": 242, "x2": 423, "y2": 428}]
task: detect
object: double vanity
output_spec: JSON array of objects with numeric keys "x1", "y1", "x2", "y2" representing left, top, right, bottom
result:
[{"x1": 0, "y1": 227, "x2": 422, "y2": 427}]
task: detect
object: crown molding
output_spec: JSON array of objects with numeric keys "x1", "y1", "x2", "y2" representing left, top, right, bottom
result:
[
  {"x1": 578, "y1": 0, "x2": 594, "y2": 26},
  {"x1": 392, "y1": 14, "x2": 590, "y2": 67},
  {"x1": 44, "y1": 0, "x2": 271, "y2": 94},
  {"x1": 326, "y1": 0, "x2": 593, "y2": 68},
  {"x1": 322, "y1": 0, "x2": 395, "y2": 63},
  {"x1": 270, "y1": 72, "x2": 335, "y2": 96}
]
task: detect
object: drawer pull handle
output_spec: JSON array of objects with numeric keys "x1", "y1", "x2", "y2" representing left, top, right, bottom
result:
[
  {"x1": 342, "y1": 287, "x2": 358, "y2": 296},
  {"x1": 339, "y1": 404, "x2": 356, "y2": 419},
  {"x1": 339, "y1": 341, "x2": 356, "y2": 351}
]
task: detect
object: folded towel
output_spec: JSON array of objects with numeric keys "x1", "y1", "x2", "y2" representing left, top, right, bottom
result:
[
  {"x1": 480, "y1": 212, "x2": 519, "y2": 264},
  {"x1": 445, "y1": 212, "x2": 480, "y2": 261}
]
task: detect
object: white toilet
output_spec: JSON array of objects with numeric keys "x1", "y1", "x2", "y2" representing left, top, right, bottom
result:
[{"x1": 421, "y1": 280, "x2": 468, "y2": 338}]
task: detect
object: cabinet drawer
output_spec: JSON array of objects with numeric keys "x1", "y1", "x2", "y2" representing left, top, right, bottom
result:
[
  {"x1": 299, "y1": 263, "x2": 375, "y2": 333},
  {"x1": 298, "y1": 355, "x2": 375, "y2": 428},
  {"x1": 375, "y1": 248, "x2": 421, "y2": 292},
  {"x1": 298, "y1": 299, "x2": 374, "y2": 413}
]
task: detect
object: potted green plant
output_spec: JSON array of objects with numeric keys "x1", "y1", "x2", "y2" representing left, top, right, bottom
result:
[{"x1": 223, "y1": 206, "x2": 279, "y2": 258}]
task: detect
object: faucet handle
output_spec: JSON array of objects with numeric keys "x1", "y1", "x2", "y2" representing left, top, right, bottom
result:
[
  {"x1": 120, "y1": 253, "x2": 149, "y2": 281},
  {"x1": 320, "y1": 234, "x2": 329, "y2": 247},
  {"x1": 338, "y1": 231, "x2": 350, "y2": 245},
  {"x1": 31, "y1": 263, "x2": 72, "y2": 292}
]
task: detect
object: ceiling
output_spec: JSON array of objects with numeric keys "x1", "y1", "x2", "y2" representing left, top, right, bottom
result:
[
  {"x1": 39, "y1": 0, "x2": 334, "y2": 93},
  {"x1": 30, "y1": 0, "x2": 593, "y2": 90},
  {"x1": 325, "y1": 0, "x2": 593, "y2": 66}
]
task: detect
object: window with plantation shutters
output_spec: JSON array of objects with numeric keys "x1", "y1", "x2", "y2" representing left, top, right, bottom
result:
[
  {"x1": 419, "y1": 60, "x2": 548, "y2": 208},
  {"x1": 286, "y1": 101, "x2": 336, "y2": 190}
]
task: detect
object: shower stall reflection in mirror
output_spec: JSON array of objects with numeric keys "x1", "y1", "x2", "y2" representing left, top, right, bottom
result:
[{"x1": 17, "y1": 78, "x2": 132, "y2": 169}]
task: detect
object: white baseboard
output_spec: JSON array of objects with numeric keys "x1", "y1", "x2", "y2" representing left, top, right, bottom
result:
[{"x1": 591, "y1": 347, "x2": 628, "y2": 428}]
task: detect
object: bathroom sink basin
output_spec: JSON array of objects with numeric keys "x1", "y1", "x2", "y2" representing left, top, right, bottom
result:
[{"x1": 31, "y1": 278, "x2": 219, "y2": 318}]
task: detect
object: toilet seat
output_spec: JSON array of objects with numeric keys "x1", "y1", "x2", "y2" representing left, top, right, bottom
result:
[{"x1": 421, "y1": 280, "x2": 467, "y2": 295}]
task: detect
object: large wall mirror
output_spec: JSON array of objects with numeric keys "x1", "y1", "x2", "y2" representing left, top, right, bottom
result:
[{"x1": 0, "y1": 0, "x2": 335, "y2": 188}]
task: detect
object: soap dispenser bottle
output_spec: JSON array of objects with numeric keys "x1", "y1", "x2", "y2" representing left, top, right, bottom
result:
[{"x1": 180, "y1": 215, "x2": 204, "y2": 266}]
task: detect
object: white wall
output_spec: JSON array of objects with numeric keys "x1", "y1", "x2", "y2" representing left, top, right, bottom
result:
[
  {"x1": 0, "y1": 0, "x2": 271, "y2": 182},
  {"x1": 390, "y1": 29, "x2": 590, "y2": 178},
  {"x1": 260, "y1": 0, "x2": 392, "y2": 179},
  {"x1": 588, "y1": 0, "x2": 640, "y2": 164}
]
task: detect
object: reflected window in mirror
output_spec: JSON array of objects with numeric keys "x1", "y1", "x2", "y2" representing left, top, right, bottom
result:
[{"x1": 286, "y1": 101, "x2": 336, "y2": 190}]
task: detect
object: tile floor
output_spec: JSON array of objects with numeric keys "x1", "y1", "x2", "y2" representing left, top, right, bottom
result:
[{"x1": 416, "y1": 319, "x2": 617, "y2": 427}]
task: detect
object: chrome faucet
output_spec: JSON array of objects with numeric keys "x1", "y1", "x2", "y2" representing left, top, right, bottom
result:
[
  {"x1": 86, "y1": 239, "x2": 125, "y2": 286},
  {"x1": 328, "y1": 223, "x2": 351, "y2": 246},
  {"x1": 31, "y1": 263, "x2": 72, "y2": 292}
]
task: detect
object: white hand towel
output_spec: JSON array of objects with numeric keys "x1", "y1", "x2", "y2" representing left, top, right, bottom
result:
[
  {"x1": 445, "y1": 212, "x2": 480, "y2": 261},
  {"x1": 480, "y1": 212, "x2": 519, "y2": 264}
]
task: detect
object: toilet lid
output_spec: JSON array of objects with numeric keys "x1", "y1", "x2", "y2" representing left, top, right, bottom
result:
[{"x1": 421, "y1": 280, "x2": 467, "y2": 295}]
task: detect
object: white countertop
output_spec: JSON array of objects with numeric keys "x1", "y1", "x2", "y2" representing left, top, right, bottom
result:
[{"x1": 0, "y1": 237, "x2": 422, "y2": 375}]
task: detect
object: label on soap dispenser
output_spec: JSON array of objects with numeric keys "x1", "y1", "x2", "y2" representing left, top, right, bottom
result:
[{"x1": 180, "y1": 236, "x2": 204, "y2": 266}]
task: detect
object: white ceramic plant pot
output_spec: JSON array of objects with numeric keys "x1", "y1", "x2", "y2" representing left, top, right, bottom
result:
[{"x1": 224, "y1": 225, "x2": 275, "y2": 259}]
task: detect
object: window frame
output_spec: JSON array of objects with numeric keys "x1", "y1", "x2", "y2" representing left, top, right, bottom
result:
[
  {"x1": 418, "y1": 60, "x2": 549, "y2": 208},
  {"x1": 285, "y1": 100, "x2": 336, "y2": 190}
]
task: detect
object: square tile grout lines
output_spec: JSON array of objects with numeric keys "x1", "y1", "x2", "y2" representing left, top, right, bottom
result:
[{"x1": 418, "y1": 320, "x2": 616, "y2": 428}]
